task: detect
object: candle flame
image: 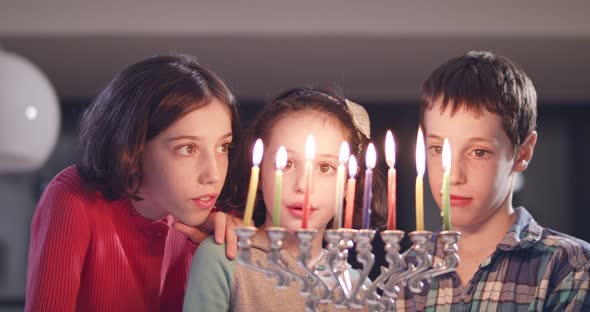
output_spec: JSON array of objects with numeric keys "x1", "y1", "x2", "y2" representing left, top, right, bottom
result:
[
  {"x1": 276, "y1": 146, "x2": 287, "y2": 170},
  {"x1": 339, "y1": 142, "x2": 350, "y2": 165},
  {"x1": 253, "y1": 139, "x2": 264, "y2": 166},
  {"x1": 416, "y1": 127, "x2": 425, "y2": 175},
  {"x1": 305, "y1": 135, "x2": 316, "y2": 161},
  {"x1": 366, "y1": 143, "x2": 377, "y2": 169},
  {"x1": 348, "y1": 155, "x2": 358, "y2": 178},
  {"x1": 442, "y1": 138, "x2": 451, "y2": 172},
  {"x1": 385, "y1": 130, "x2": 396, "y2": 168}
]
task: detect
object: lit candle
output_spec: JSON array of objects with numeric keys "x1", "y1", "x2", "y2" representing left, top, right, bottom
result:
[
  {"x1": 333, "y1": 142, "x2": 350, "y2": 229},
  {"x1": 362, "y1": 143, "x2": 376, "y2": 229},
  {"x1": 301, "y1": 135, "x2": 315, "y2": 229},
  {"x1": 415, "y1": 128, "x2": 426, "y2": 231},
  {"x1": 344, "y1": 155, "x2": 357, "y2": 229},
  {"x1": 385, "y1": 130, "x2": 397, "y2": 230},
  {"x1": 273, "y1": 146, "x2": 287, "y2": 227},
  {"x1": 442, "y1": 138, "x2": 452, "y2": 231},
  {"x1": 243, "y1": 139, "x2": 263, "y2": 226}
]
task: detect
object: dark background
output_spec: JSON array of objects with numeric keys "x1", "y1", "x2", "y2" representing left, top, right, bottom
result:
[{"x1": 1, "y1": 1, "x2": 589, "y2": 309}]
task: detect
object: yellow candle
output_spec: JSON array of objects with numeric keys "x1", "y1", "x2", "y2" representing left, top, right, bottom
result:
[
  {"x1": 442, "y1": 138, "x2": 452, "y2": 231},
  {"x1": 333, "y1": 142, "x2": 350, "y2": 229},
  {"x1": 415, "y1": 127, "x2": 426, "y2": 231},
  {"x1": 243, "y1": 139, "x2": 263, "y2": 226},
  {"x1": 344, "y1": 155, "x2": 358, "y2": 229},
  {"x1": 385, "y1": 130, "x2": 397, "y2": 230},
  {"x1": 273, "y1": 146, "x2": 287, "y2": 227}
]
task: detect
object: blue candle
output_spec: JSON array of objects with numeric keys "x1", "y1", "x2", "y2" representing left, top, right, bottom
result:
[{"x1": 362, "y1": 143, "x2": 376, "y2": 229}]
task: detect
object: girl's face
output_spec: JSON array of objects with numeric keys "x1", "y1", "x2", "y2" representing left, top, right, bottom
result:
[
  {"x1": 133, "y1": 99, "x2": 233, "y2": 226},
  {"x1": 260, "y1": 110, "x2": 348, "y2": 231}
]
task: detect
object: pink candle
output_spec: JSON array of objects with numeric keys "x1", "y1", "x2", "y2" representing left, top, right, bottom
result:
[
  {"x1": 301, "y1": 135, "x2": 315, "y2": 229},
  {"x1": 385, "y1": 131, "x2": 397, "y2": 230}
]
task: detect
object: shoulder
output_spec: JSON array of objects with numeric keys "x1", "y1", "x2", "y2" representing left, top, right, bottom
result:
[
  {"x1": 42, "y1": 165, "x2": 104, "y2": 203},
  {"x1": 33, "y1": 166, "x2": 104, "y2": 230},
  {"x1": 192, "y1": 236, "x2": 235, "y2": 271},
  {"x1": 187, "y1": 236, "x2": 236, "y2": 295},
  {"x1": 535, "y1": 227, "x2": 590, "y2": 271}
]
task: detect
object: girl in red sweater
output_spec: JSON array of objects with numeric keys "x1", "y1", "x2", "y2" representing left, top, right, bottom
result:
[{"x1": 26, "y1": 54, "x2": 240, "y2": 311}]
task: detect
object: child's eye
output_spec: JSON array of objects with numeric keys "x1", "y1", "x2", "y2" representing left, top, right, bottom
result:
[
  {"x1": 176, "y1": 144, "x2": 197, "y2": 156},
  {"x1": 470, "y1": 149, "x2": 491, "y2": 158},
  {"x1": 216, "y1": 142, "x2": 231, "y2": 154},
  {"x1": 427, "y1": 146, "x2": 443, "y2": 155},
  {"x1": 317, "y1": 163, "x2": 336, "y2": 174},
  {"x1": 285, "y1": 159, "x2": 295, "y2": 170}
]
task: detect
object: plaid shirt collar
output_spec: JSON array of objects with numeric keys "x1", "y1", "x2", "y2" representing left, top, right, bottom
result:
[{"x1": 496, "y1": 207, "x2": 544, "y2": 251}]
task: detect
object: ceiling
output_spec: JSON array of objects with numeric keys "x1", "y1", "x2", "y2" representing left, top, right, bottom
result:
[{"x1": 1, "y1": 0, "x2": 589, "y2": 104}]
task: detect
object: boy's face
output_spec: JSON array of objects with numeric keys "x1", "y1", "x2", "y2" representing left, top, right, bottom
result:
[{"x1": 423, "y1": 101, "x2": 524, "y2": 229}]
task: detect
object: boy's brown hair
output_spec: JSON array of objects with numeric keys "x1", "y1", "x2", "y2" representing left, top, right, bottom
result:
[{"x1": 421, "y1": 51, "x2": 537, "y2": 147}]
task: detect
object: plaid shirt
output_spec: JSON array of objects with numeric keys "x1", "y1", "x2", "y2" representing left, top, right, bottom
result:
[{"x1": 395, "y1": 207, "x2": 590, "y2": 311}]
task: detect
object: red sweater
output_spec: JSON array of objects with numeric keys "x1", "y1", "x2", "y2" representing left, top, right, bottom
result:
[{"x1": 26, "y1": 166, "x2": 197, "y2": 311}]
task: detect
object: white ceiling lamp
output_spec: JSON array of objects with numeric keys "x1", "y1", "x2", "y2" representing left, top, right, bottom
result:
[{"x1": 0, "y1": 48, "x2": 60, "y2": 173}]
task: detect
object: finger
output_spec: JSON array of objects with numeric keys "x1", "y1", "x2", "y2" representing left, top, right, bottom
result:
[
  {"x1": 214, "y1": 212, "x2": 226, "y2": 244},
  {"x1": 225, "y1": 217, "x2": 237, "y2": 260},
  {"x1": 232, "y1": 215, "x2": 244, "y2": 227},
  {"x1": 172, "y1": 221, "x2": 208, "y2": 245}
]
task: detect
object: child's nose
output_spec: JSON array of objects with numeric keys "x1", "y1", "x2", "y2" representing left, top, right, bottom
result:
[
  {"x1": 293, "y1": 168, "x2": 306, "y2": 194},
  {"x1": 198, "y1": 151, "x2": 221, "y2": 185},
  {"x1": 292, "y1": 165, "x2": 314, "y2": 194},
  {"x1": 449, "y1": 155, "x2": 466, "y2": 185}
]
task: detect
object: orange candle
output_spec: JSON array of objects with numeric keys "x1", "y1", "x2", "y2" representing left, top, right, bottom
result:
[
  {"x1": 385, "y1": 131, "x2": 397, "y2": 230},
  {"x1": 301, "y1": 135, "x2": 315, "y2": 229},
  {"x1": 344, "y1": 155, "x2": 358, "y2": 229}
]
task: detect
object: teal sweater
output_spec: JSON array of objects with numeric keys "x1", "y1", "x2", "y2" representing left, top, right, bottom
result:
[{"x1": 183, "y1": 230, "x2": 368, "y2": 311}]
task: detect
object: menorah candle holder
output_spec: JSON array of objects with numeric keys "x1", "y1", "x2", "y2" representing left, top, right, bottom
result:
[{"x1": 236, "y1": 226, "x2": 460, "y2": 312}]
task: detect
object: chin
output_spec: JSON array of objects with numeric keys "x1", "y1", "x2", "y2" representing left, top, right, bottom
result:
[{"x1": 180, "y1": 213, "x2": 209, "y2": 227}]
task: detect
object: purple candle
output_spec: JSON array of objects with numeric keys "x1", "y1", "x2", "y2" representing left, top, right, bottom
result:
[{"x1": 362, "y1": 143, "x2": 376, "y2": 229}]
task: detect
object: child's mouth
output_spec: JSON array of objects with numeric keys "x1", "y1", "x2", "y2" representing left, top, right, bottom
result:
[
  {"x1": 449, "y1": 194, "x2": 472, "y2": 207},
  {"x1": 287, "y1": 204, "x2": 317, "y2": 218},
  {"x1": 192, "y1": 194, "x2": 218, "y2": 209}
]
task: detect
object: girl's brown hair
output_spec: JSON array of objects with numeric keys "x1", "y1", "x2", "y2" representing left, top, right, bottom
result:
[
  {"x1": 77, "y1": 54, "x2": 239, "y2": 201},
  {"x1": 225, "y1": 86, "x2": 386, "y2": 229}
]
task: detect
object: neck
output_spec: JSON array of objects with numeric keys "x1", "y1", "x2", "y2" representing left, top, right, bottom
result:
[
  {"x1": 455, "y1": 196, "x2": 516, "y2": 259},
  {"x1": 131, "y1": 197, "x2": 167, "y2": 220}
]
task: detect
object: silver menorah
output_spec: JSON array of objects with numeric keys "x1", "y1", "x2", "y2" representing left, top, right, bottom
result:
[{"x1": 236, "y1": 226, "x2": 460, "y2": 312}]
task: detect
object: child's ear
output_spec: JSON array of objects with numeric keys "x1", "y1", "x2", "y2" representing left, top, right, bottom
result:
[{"x1": 513, "y1": 131, "x2": 538, "y2": 173}]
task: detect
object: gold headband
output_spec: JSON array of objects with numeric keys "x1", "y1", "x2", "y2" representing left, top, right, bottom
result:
[
  {"x1": 284, "y1": 89, "x2": 371, "y2": 140},
  {"x1": 345, "y1": 99, "x2": 371, "y2": 139}
]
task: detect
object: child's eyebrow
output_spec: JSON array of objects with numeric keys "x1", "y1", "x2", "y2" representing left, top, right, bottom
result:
[
  {"x1": 167, "y1": 135, "x2": 201, "y2": 142},
  {"x1": 166, "y1": 132, "x2": 232, "y2": 142},
  {"x1": 283, "y1": 149, "x2": 338, "y2": 161},
  {"x1": 426, "y1": 134, "x2": 444, "y2": 140},
  {"x1": 468, "y1": 137, "x2": 496, "y2": 144},
  {"x1": 316, "y1": 153, "x2": 338, "y2": 161},
  {"x1": 285, "y1": 148, "x2": 299, "y2": 156}
]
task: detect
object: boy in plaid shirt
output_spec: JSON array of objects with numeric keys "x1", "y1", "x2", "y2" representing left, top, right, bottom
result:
[{"x1": 396, "y1": 51, "x2": 590, "y2": 311}]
